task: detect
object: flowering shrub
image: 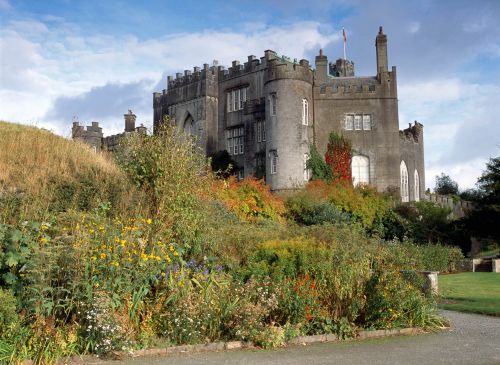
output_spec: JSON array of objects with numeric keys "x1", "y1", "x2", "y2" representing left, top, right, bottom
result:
[{"x1": 213, "y1": 176, "x2": 285, "y2": 223}]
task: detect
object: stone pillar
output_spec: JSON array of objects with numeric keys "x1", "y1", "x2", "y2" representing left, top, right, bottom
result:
[
  {"x1": 472, "y1": 258, "x2": 483, "y2": 272},
  {"x1": 421, "y1": 271, "x2": 439, "y2": 296},
  {"x1": 493, "y1": 259, "x2": 500, "y2": 273}
]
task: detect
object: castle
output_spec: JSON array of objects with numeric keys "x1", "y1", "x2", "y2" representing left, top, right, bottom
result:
[
  {"x1": 71, "y1": 110, "x2": 147, "y2": 152},
  {"x1": 153, "y1": 27, "x2": 424, "y2": 201}
]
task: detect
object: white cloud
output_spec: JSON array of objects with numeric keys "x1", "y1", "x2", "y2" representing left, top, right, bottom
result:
[
  {"x1": 408, "y1": 22, "x2": 420, "y2": 34},
  {"x1": 0, "y1": 19, "x2": 338, "y2": 137}
]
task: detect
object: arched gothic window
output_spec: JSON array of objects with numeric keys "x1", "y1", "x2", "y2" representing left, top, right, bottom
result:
[
  {"x1": 414, "y1": 169, "x2": 420, "y2": 202},
  {"x1": 400, "y1": 161, "x2": 409, "y2": 202},
  {"x1": 352, "y1": 155, "x2": 369, "y2": 186},
  {"x1": 183, "y1": 114, "x2": 195, "y2": 135}
]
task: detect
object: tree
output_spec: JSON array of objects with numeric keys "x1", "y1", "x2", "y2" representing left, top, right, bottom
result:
[
  {"x1": 434, "y1": 173, "x2": 459, "y2": 195},
  {"x1": 307, "y1": 145, "x2": 332, "y2": 181},
  {"x1": 463, "y1": 156, "x2": 500, "y2": 241},
  {"x1": 477, "y1": 156, "x2": 500, "y2": 204}
]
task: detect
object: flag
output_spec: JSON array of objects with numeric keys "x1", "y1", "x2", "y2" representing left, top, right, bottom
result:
[{"x1": 343, "y1": 28, "x2": 347, "y2": 43}]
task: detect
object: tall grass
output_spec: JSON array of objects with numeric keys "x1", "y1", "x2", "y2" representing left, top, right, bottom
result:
[{"x1": 0, "y1": 121, "x2": 140, "y2": 222}]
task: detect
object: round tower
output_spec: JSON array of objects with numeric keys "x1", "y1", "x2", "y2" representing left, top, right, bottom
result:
[{"x1": 264, "y1": 56, "x2": 314, "y2": 191}]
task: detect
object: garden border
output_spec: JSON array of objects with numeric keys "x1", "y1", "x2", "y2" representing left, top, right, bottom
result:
[{"x1": 66, "y1": 327, "x2": 426, "y2": 364}]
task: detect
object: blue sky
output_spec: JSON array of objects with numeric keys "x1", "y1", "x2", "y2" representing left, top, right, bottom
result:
[{"x1": 1, "y1": 0, "x2": 500, "y2": 189}]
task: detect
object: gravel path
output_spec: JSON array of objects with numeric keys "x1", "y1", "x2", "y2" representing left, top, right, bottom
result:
[{"x1": 94, "y1": 310, "x2": 500, "y2": 365}]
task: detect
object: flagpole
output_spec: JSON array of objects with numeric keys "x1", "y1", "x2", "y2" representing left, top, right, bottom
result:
[{"x1": 343, "y1": 27, "x2": 346, "y2": 61}]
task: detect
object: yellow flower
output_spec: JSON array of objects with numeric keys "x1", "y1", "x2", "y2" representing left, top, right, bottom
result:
[
  {"x1": 114, "y1": 236, "x2": 120, "y2": 243},
  {"x1": 120, "y1": 239, "x2": 126, "y2": 246},
  {"x1": 173, "y1": 251, "x2": 178, "y2": 256},
  {"x1": 98, "y1": 226, "x2": 105, "y2": 231},
  {"x1": 141, "y1": 253, "x2": 148, "y2": 262},
  {"x1": 111, "y1": 261, "x2": 119, "y2": 267},
  {"x1": 155, "y1": 256, "x2": 161, "y2": 261},
  {"x1": 89, "y1": 228, "x2": 95, "y2": 234},
  {"x1": 169, "y1": 245, "x2": 174, "y2": 251},
  {"x1": 165, "y1": 256, "x2": 172, "y2": 263},
  {"x1": 91, "y1": 256, "x2": 97, "y2": 261},
  {"x1": 161, "y1": 272, "x2": 166, "y2": 277},
  {"x1": 100, "y1": 253, "x2": 106, "y2": 259},
  {"x1": 40, "y1": 237, "x2": 48, "y2": 244},
  {"x1": 95, "y1": 283, "x2": 100, "y2": 288},
  {"x1": 147, "y1": 218, "x2": 152, "y2": 225}
]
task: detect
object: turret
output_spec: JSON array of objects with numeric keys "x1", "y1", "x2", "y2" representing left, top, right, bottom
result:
[
  {"x1": 375, "y1": 26, "x2": 388, "y2": 78},
  {"x1": 124, "y1": 109, "x2": 136, "y2": 132}
]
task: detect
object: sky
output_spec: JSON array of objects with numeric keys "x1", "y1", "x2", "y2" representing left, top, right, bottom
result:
[{"x1": 1, "y1": 0, "x2": 499, "y2": 190}]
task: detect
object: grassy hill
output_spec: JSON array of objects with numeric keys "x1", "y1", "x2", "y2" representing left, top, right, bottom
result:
[{"x1": 0, "y1": 121, "x2": 136, "y2": 221}]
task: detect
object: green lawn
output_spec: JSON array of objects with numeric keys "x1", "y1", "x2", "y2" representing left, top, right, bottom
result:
[{"x1": 439, "y1": 272, "x2": 500, "y2": 316}]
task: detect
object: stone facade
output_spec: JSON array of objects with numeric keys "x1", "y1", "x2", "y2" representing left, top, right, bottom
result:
[
  {"x1": 72, "y1": 110, "x2": 147, "y2": 151},
  {"x1": 153, "y1": 26, "x2": 425, "y2": 200}
]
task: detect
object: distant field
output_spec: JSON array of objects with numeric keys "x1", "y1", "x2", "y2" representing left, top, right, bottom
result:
[{"x1": 439, "y1": 272, "x2": 500, "y2": 316}]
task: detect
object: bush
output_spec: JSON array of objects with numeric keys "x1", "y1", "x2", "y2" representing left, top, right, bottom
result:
[{"x1": 214, "y1": 177, "x2": 285, "y2": 223}]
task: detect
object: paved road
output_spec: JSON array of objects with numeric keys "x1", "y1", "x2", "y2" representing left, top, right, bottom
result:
[{"x1": 96, "y1": 311, "x2": 500, "y2": 365}]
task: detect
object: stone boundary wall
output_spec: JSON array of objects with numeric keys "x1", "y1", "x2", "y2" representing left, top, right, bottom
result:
[{"x1": 424, "y1": 193, "x2": 474, "y2": 219}]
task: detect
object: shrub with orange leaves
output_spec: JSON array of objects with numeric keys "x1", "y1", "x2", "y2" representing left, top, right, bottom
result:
[{"x1": 213, "y1": 176, "x2": 285, "y2": 223}]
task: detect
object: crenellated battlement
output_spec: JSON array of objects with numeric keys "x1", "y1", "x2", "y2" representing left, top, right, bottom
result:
[
  {"x1": 166, "y1": 63, "x2": 218, "y2": 90},
  {"x1": 400, "y1": 121, "x2": 423, "y2": 143}
]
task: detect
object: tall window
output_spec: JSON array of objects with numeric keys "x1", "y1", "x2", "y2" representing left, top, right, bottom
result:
[
  {"x1": 345, "y1": 114, "x2": 371, "y2": 131},
  {"x1": 303, "y1": 153, "x2": 310, "y2": 181},
  {"x1": 184, "y1": 114, "x2": 195, "y2": 135},
  {"x1": 400, "y1": 160, "x2": 409, "y2": 202},
  {"x1": 352, "y1": 155, "x2": 369, "y2": 186},
  {"x1": 302, "y1": 99, "x2": 309, "y2": 125},
  {"x1": 270, "y1": 151, "x2": 278, "y2": 174},
  {"x1": 256, "y1": 120, "x2": 266, "y2": 143},
  {"x1": 226, "y1": 127, "x2": 244, "y2": 155},
  {"x1": 227, "y1": 87, "x2": 248, "y2": 113},
  {"x1": 414, "y1": 169, "x2": 420, "y2": 202},
  {"x1": 270, "y1": 94, "x2": 277, "y2": 116}
]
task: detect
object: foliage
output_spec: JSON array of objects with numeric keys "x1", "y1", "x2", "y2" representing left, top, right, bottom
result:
[
  {"x1": 434, "y1": 173, "x2": 459, "y2": 196},
  {"x1": 393, "y1": 201, "x2": 452, "y2": 244},
  {"x1": 213, "y1": 176, "x2": 285, "y2": 223},
  {"x1": 307, "y1": 145, "x2": 332, "y2": 182},
  {"x1": 324, "y1": 132, "x2": 352, "y2": 183},
  {"x1": 209, "y1": 150, "x2": 237, "y2": 178},
  {"x1": 463, "y1": 156, "x2": 500, "y2": 241},
  {"x1": 115, "y1": 121, "x2": 211, "y2": 251},
  {"x1": 0, "y1": 288, "x2": 18, "y2": 335},
  {"x1": 287, "y1": 180, "x2": 389, "y2": 229}
]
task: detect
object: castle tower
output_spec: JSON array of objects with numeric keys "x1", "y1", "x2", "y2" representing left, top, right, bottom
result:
[
  {"x1": 124, "y1": 109, "x2": 136, "y2": 132},
  {"x1": 264, "y1": 53, "x2": 314, "y2": 190},
  {"x1": 376, "y1": 26, "x2": 388, "y2": 78}
]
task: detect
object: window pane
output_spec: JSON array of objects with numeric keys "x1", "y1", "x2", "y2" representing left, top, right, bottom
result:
[
  {"x1": 262, "y1": 121, "x2": 266, "y2": 141},
  {"x1": 363, "y1": 115, "x2": 371, "y2": 130},
  {"x1": 227, "y1": 92, "x2": 232, "y2": 112},
  {"x1": 345, "y1": 115, "x2": 353, "y2": 130},
  {"x1": 233, "y1": 90, "x2": 238, "y2": 111},
  {"x1": 257, "y1": 121, "x2": 261, "y2": 142},
  {"x1": 354, "y1": 115, "x2": 362, "y2": 130},
  {"x1": 239, "y1": 136, "x2": 244, "y2": 154}
]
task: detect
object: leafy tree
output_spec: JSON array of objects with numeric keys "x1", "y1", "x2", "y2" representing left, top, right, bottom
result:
[
  {"x1": 464, "y1": 156, "x2": 500, "y2": 241},
  {"x1": 477, "y1": 156, "x2": 500, "y2": 204},
  {"x1": 434, "y1": 173, "x2": 459, "y2": 195}
]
